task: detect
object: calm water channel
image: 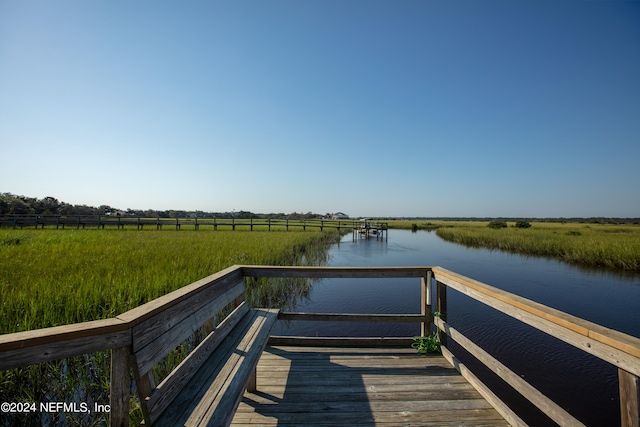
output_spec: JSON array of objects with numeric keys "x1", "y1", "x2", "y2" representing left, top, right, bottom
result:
[{"x1": 272, "y1": 229, "x2": 640, "y2": 427}]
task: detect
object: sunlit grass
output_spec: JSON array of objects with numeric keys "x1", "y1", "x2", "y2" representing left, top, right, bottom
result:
[
  {"x1": 0, "y1": 229, "x2": 340, "y2": 334},
  {"x1": 433, "y1": 222, "x2": 640, "y2": 271},
  {"x1": 0, "y1": 228, "x2": 341, "y2": 426}
]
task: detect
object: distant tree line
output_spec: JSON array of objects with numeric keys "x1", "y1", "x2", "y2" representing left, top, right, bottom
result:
[
  {"x1": 0, "y1": 193, "x2": 326, "y2": 220},
  {"x1": 379, "y1": 216, "x2": 640, "y2": 225},
  {"x1": 3, "y1": 193, "x2": 635, "y2": 223}
]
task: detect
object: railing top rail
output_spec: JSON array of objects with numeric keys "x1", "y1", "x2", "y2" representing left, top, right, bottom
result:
[
  {"x1": 432, "y1": 266, "x2": 640, "y2": 364},
  {"x1": 240, "y1": 265, "x2": 432, "y2": 278},
  {"x1": 116, "y1": 265, "x2": 242, "y2": 327},
  {"x1": 2, "y1": 264, "x2": 638, "y2": 372},
  {"x1": 0, "y1": 265, "x2": 243, "y2": 356},
  {"x1": 0, "y1": 318, "x2": 129, "y2": 352}
]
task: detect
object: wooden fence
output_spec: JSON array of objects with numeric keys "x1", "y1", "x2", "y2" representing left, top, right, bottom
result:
[
  {"x1": 0, "y1": 215, "x2": 375, "y2": 232},
  {"x1": 0, "y1": 265, "x2": 638, "y2": 426}
]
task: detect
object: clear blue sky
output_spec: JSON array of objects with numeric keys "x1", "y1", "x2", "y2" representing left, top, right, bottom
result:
[{"x1": 1, "y1": 0, "x2": 639, "y2": 218}]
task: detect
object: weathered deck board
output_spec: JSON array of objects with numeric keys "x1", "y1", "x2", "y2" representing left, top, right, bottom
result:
[{"x1": 230, "y1": 346, "x2": 510, "y2": 426}]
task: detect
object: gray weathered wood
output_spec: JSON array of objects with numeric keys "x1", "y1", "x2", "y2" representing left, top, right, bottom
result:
[
  {"x1": 154, "y1": 309, "x2": 279, "y2": 427},
  {"x1": 241, "y1": 265, "x2": 432, "y2": 279},
  {"x1": 143, "y1": 303, "x2": 251, "y2": 423},
  {"x1": 620, "y1": 368, "x2": 640, "y2": 427},
  {"x1": 117, "y1": 265, "x2": 243, "y2": 329},
  {"x1": 133, "y1": 282, "x2": 244, "y2": 375},
  {"x1": 230, "y1": 346, "x2": 510, "y2": 426},
  {"x1": 278, "y1": 312, "x2": 429, "y2": 323},
  {"x1": 440, "y1": 345, "x2": 527, "y2": 427},
  {"x1": 433, "y1": 267, "x2": 640, "y2": 376},
  {"x1": 126, "y1": 275, "x2": 244, "y2": 351},
  {"x1": 435, "y1": 317, "x2": 586, "y2": 427},
  {"x1": 110, "y1": 345, "x2": 131, "y2": 427},
  {"x1": 421, "y1": 270, "x2": 431, "y2": 336},
  {"x1": 268, "y1": 336, "x2": 414, "y2": 347},
  {"x1": 3, "y1": 264, "x2": 640, "y2": 426},
  {"x1": 0, "y1": 327, "x2": 131, "y2": 370},
  {"x1": 437, "y1": 279, "x2": 448, "y2": 347},
  {"x1": 0, "y1": 317, "x2": 128, "y2": 351}
]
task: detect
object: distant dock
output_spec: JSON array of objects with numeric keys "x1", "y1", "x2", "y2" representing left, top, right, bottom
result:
[{"x1": 353, "y1": 220, "x2": 388, "y2": 241}]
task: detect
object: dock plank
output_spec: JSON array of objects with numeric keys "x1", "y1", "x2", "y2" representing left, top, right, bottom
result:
[{"x1": 230, "y1": 346, "x2": 510, "y2": 426}]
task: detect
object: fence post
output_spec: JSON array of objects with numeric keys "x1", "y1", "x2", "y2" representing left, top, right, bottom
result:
[
  {"x1": 436, "y1": 280, "x2": 448, "y2": 347},
  {"x1": 110, "y1": 345, "x2": 131, "y2": 427},
  {"x1": 421, "y1": 271, "x2": 432, "y2": 336},
  {"x1": 620, "y1": 368, "x2": 640, "y2": 427}
]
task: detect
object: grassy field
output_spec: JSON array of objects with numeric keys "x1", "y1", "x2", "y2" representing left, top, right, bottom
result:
[
  {"x1": 387, "y1": 220, "x2": 640, "y2": 271},
  {"x1": 0, "y1": 228, "x2": 340, "y2": 334},
  {"x1": 0, "y1": 228, "x2": 341, "y2": 426}
]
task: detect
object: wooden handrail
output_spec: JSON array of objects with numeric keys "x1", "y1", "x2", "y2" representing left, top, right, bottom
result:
[
  {"x1": 1, "y1": 265, "x2": 639, "y2": 426},
  {"x1": 431, "y1": 266, "x2": 640, "y2": 427},
  {"x1": 241, "y1": 265, "x2": 429, "y2": 278},
  {"x1": 3, "y1": 264, "x2": 636, "y2": 371},
  {"x1": 432, "y1": 266, "x2": 640, "y2": 370},
  {"x1": 0, "y1": 318, "x2": 130, "y2": 370}
]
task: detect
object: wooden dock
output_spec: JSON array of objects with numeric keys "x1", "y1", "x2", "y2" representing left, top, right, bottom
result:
[
  {"x1": 1, "y1": 265, "x2": 639, "y2": 426},
  {"x1": 0, "y1": 214, "x2": 361, "y2": 232},
  {"x1": 353, "y1": 220, "x2": 389, "y2": 241},
  {"x1": 231, "y1": 345, "x2": 510, "y2": 426}
]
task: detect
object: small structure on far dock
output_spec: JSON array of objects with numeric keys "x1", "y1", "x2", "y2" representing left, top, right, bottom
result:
[{"x1": 353, "y1": 219, "x2": 388, "y2": 241}]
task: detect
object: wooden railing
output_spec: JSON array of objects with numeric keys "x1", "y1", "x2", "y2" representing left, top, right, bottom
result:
[
  {"x1": 1, "y1": 265, "x2": 638, "y2": 426},
  {"x1": 0, "y1": 215, "x2": 377, "y2": 232}
]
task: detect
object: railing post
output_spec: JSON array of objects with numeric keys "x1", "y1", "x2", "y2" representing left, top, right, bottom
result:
[
  {"x1": 421, "y1": 271, "x2": 432, "y2": 336},
  {"x1": 437, "y1": 280, "x2": 448, "y2": 347},
  {"x1": 110, "y1": 345, "x2": 131, "y2": 427},
  {"x1": 620, "y1": 368, "x2": 640, "y2": 427}
]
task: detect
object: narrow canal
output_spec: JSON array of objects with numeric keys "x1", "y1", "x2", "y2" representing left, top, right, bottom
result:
[{"x1": 272, "y1": 229, "x2": 640, "y2": 426}]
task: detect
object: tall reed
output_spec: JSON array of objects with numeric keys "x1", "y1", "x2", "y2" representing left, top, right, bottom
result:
[
  {"x1": 435, "y1": 222, "x2": 640, "y2": 271},
  {"x1": 0, "y1": 229, "x2": 339, "y2": 333}
]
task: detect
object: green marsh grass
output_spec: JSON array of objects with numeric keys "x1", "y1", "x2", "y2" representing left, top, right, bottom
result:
[
  {"x1": 434, "y1": 222, "x2": 640, "y2": 271},
  {"x1": 0, "y1": 228, "x2": 340, "y2": 426},
  {"x1": 0, "y1": 229, "x2": 339, "y2": 333}
]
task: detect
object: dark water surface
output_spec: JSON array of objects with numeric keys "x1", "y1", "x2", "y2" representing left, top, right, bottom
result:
[{"x1": 272, "y1": 230, "x2": 640, "y2": 426}]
